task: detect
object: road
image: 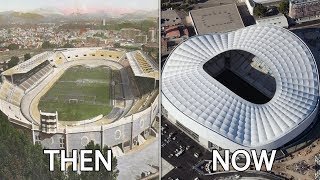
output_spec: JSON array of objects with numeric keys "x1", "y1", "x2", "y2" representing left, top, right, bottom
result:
[
  {"x1": 161, "y1": 117, "x2": 212, "y2": 180},
  {"x1": 117, "y1": 138, "x2": 159, "y2": 180}
]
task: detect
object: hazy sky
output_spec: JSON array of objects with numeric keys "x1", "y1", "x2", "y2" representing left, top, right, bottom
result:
[{"x1": 0, "y1": 0, "x2": 158, "y2": 14}]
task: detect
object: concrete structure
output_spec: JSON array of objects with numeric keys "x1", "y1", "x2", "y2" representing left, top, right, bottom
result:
[
  {"x1": 0, "y1": 47, "x2": 159, "y2": 156},
  {"x1": 289, "y1": 0, "x2": 320, "y2": 21},
  {"x1": 35, "y1": 96, "x2": 159, "y2": 153},
  {"x1": 148, "y1": 28, "x2": 157, "y2": 43},
  {"x1": 162, "y1": 25, "x2": 319, "y2": 152},
  {"x1": 189, "y1": 4, "x2": 244, "y2": 35},
  {"x1": 40, "y1": 111, "x2": 58, "y2": 134},
  {"x1": 255, "y1": 14, "x2": 289, "y2": 28}
]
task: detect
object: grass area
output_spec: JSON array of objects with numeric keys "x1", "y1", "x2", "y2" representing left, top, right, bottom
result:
[{"x1": 38, "y1": 66, "x2": 113, "y2": 121}]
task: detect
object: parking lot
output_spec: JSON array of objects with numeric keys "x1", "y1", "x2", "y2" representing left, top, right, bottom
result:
[{"x1": 161, "y1": 116, "x2": 212, "y2": 180}]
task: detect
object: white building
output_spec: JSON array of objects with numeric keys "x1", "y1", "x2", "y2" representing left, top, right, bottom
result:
[
  {"x1": 162, "y1": 25, "x2": 319, "y2": 152},
  {"x1": 255, "y1": 14, "x2": 289, "y2": 28}
]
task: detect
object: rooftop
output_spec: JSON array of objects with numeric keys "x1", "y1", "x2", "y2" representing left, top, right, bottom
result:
[
  {"x1": 251, "y1": 0, "x2": 281, "y2": 3},
  {"x1": 126, "y1": 50, "x2": 159, "y2": 79},
  {"x1": 161, "y1": 9, "x2": 182, "y2": 27},
  {"x1": 255, "y1": 14, "x2": 288, "y2": 28},
  {"x1": 189, "y1": 4, "x2": 244, "y2": 35},
  {"x1": 290, "y1": 0, "x2": 320, "y2": 4}
]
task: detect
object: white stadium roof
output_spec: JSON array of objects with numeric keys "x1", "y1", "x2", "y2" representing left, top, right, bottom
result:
[{"x1": 162, "y1": 25, "x2": 319, "y2": 151}]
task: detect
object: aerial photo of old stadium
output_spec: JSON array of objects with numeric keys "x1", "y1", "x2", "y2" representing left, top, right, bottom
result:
[
  {"x1": 161, "y1": 0, "x2": 320, "y2": 179},
  {"x1": 0, "y1": 0, "x2": 159, "y2": 180}
]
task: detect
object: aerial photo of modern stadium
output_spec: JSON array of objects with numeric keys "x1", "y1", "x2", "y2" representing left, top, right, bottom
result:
[{"x1": 162, "y1": 25, "x2": 319, "y2": 153}]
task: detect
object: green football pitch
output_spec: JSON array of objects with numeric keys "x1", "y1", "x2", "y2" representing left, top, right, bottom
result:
[{"x1": 38, "y1": 65, "x2": 113, "y2": 121}]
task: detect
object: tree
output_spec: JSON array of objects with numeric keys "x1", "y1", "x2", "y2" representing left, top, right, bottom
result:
[
  {"x1": 42, "y1": 41, "x2": 56, "y2": 49},
  {"x1": 278, "y1": 0, "x2": 289, "y2": 14},
  {"x1": 184, "y1": 0, "x2": 197, "y2": 4},
  {"x1": 62, "y1": 43, "x2": 75, "y2": 48},
  {"x1": 253, "y1": 3, "x2": 267, "y2": 17},
  {"x1": 79, "y1": 141, "x2": 119, "y2": 180},
  {"x1": 0, "y1": 112, "x2": 65, "y2": 179},
  {"x1": 93, "y1": 32, "x2": 106, "y2": 38},
  {"x1": 8, "y1": 56, "x2": 19, "y2": 68},
  {"x1": 7, "y1": 43, "x2": 19, "y2": 50},
  {"x1": 113, "y1": 42, "x2": 121, "y2": 48},
  {"x1": 24, "y1": 53, "x2": 31, "y2": 61}
]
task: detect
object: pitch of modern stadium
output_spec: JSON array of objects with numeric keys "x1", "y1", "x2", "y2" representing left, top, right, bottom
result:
[
  {"x1": 0, "y1": 47, "x2": 159, "y2": 155},
  {"x1": 162, "y1": 25, "x2": 320, "y2": 152}
]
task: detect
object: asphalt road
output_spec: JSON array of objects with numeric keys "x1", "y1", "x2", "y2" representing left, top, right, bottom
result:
[{"x1": 161, "y1": 116, "x2": 212, "y2": 180}]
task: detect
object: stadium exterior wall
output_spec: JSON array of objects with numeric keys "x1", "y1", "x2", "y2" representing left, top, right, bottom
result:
[
  {"x1": 35, "y1": 95, "x2": 159, "y2": 154},
  {"x1": 162, "y1": 95, "x2": 318, "y2": 152}
]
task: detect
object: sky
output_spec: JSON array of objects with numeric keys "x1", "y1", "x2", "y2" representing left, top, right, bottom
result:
[{"x1": 0, "y1": 0, "x2": 158, "y2": 14}]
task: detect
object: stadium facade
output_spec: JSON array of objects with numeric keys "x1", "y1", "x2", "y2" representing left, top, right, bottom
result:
[
  {"x1": 0, "y1": 47, "x2": 159, "y2": 156},
  {"x1": 162, "y1": 25, "x2": 319, "y2": 152}
]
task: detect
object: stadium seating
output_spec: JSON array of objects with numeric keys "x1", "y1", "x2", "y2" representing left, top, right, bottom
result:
[
  {"x1": 53, "y1": 52, "x2": 67, "y2": 65},
  {"x1": 18, "y1": 62, "x2": 53, "y2": 91},
  {"x1": 204, "y1": 50, "x2": 276, "y2": 98},
  {"x1": 61, "y1": 49, "x2": 125, "y2": 62},
  {"x1": 133, "y1": 52, "x2": 154, "y2": 73},
  {"x1": 0, "y1": 80, "x2": 24, "y2": 106}
]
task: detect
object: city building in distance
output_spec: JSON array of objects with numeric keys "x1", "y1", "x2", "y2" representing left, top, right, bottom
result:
[{"x1": 162, "y1": 25, "x2": 319, "y2": 152}]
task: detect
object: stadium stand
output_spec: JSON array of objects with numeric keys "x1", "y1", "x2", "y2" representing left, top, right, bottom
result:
[
  {"x1": 60, "y1": 48, "x2": 125, "y2": 62},
  {"x1": 2, "y1": 51, "x2": 53, "y2": 76},
  {"x1": 128, "y1": 90, "x2": 158, "y2": 115},
  {"x1": 53, "y1": 52, "x2": 68, "y2": 65},
  {"x1": 0, "y1": 80, "x2": 24, "y2": 106},
  {"x1": 126, "y1": 50, "x2": 158, "y2": 79},
  {"x1": 7, "y1": 60, "x2": 54, "y2": 92},
  {"x1": 96, "y1": 49, "x2": 125, "y2": 61},
  {"x1": 0, "y1": 47, "x2": 159, "y2": 158},
  {"x1": 203, "y1": 50, "x2": 276, "y2": 98},
  {"x1": 134, "y1": 76, "x2": 157, "y2": 97}
]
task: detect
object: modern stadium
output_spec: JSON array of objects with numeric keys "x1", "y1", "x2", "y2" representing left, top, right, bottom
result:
[
  {"x1": 162, "y1": 25, "x2": 319, "y2": 152},
  {"x1": 0, "y1": 47, "x2": 159, "y2": 156}
]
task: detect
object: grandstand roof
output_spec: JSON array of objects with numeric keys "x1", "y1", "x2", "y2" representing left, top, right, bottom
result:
[
  {"x1": 126, "y1": 50, "x2": 159, "y2": 79},
  {"x1": 162, "y1": 25, "x2": 319, "y2": 148},
  {"x1": 161, "y1": 9, "x2": 182, "y2": 27},
  {"x1": 2, "y1": 52, "x2": 52, "y2": 76}
]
